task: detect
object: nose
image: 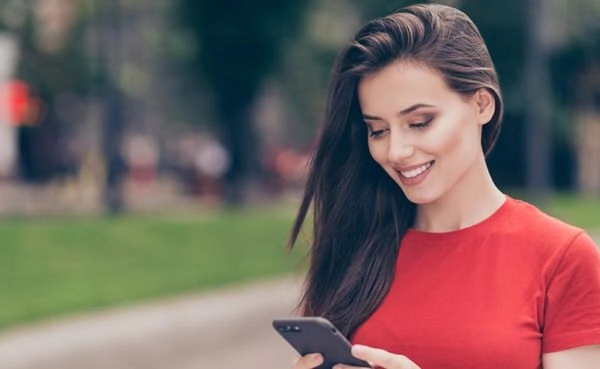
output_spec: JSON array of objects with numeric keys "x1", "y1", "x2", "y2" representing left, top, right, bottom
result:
[{"x1": 387, "y1": 130, "x2": 415, "y2": 164}]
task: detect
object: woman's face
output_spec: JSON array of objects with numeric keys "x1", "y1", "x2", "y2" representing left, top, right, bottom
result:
[{"x1": 357, "y1": 60, "x2": 494, "y2": 205}]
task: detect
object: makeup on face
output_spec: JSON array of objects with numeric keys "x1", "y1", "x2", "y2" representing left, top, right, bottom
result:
[{"x1": 358, "y1": 60, "x2": 488, "y2": 205}]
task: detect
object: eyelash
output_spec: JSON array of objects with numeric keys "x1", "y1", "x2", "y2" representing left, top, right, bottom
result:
[
  {"x1": 409, "y1": 118, "x2": 433, "y2": 129},
  {"x1": 368, "y1": 118, "x2": 433, "y2": 138},
  {"x1": 369, "y1": 129, "x2": 388, "y2": 138}
]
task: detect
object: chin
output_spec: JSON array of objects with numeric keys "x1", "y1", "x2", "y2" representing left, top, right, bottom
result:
[{"x1": 402, "y1": 190, "x2": 439, "y2": 205}]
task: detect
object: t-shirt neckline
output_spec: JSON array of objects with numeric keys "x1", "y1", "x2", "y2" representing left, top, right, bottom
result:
[{"x1": 405, "y1": 195, "x2": 512, "y2": 244}]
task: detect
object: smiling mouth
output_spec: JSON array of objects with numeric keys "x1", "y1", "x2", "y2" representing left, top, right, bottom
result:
[{"x1": 400, "y1": 161, "x2": 434, "y2": 179}]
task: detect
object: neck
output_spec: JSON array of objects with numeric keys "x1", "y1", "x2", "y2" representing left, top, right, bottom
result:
[{"x1": 414, "y1": 154, "x2": 505, "y2": 232}]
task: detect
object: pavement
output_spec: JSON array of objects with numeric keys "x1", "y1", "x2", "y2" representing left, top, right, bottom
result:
[{"x1": 0, "y1": 277, "x2": 303, "y2": 369}]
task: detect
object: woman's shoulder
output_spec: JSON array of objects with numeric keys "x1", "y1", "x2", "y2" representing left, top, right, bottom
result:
[
  {"x1": 494, "y1": 197, "x2": 598, "y2": 274},
  {"x1": 502, "y1": 196, "x2": 594, "y2": 251},
  {"x1": 504, "y1": 196, "x2": 583, "y2": 233}
]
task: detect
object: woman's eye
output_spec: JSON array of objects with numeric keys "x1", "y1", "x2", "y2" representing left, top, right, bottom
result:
[
  {"x1": 409, "y1": 119, "x2": 433, "y2": 129},
  {"x1": 369, "y1": 128, "x2": 388, "y2": 138}
]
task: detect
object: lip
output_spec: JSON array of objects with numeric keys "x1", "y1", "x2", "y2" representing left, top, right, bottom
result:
[{"x1": 395, "y1": 160, "x2": 434, "y2": 186}]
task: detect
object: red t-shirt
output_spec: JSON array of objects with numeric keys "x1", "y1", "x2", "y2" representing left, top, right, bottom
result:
[{"x1": 353, "y1": 197, "x2": 600, "y2": 369}]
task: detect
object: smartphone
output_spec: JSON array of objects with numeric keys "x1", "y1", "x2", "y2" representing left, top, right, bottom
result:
[{"x1": 272, "y1": 317, "x2": 371, "y2": 368}]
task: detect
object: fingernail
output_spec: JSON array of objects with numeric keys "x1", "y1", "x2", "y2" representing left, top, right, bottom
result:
[
  {"x1": 351, "y1": 344, "x2": 367, "y2": 355},
  {"x1": 309, "y1": 353, "x2": 324, "y2": 365}
]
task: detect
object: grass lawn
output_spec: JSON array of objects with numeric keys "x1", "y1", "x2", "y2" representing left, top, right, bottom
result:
[
  {"x1": 542, "y1": 194, "x2": 600, "y2": 231},
  {"x1": 0, "y1": 193, "x2": 597, "y2": 330},
  {"x1": 0, "y1": 205, "x2": 307, "y2": 330}
]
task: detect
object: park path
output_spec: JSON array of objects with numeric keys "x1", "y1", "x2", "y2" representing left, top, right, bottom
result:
[{"x1": 0, "y1": 277, "x2": 302, "y2": 369}]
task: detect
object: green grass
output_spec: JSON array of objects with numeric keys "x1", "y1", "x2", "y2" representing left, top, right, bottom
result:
[
  {"x1": 0, "y1": 193, "x2": 597, "y2": 330},
  {"x1": 542, "y1": 194, "x2": 600, "y2": 231},
  {"x1": 0, "y1": 206, "x2": 307, "y2": 329}
]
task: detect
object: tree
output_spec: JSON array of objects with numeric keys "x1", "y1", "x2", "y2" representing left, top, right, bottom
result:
[
  {"x1": 176, "y1": 0, "x2": 311, "y2": 205},
  {"x1": 550, "y1": 1, "x2": 600, "y2": 195},
  {"x1": 14, "y1": 0, "x2": 90, "y2": 183}
]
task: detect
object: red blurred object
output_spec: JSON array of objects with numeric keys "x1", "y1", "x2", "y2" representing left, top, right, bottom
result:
[{"x1": 1, "y1": 80, "x2": 44, "y2": 126}]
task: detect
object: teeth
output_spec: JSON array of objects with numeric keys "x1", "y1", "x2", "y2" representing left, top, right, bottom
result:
[{"x1": 400, "y1": 162, "x2": 432, "y2": 179}]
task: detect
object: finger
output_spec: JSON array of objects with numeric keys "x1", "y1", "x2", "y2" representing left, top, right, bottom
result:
[
  {"x1": 332, "y1": 364, "x2": 371, "y2": 369},
  {"x1": 352, "y1": 345, "x2": 420, "y2": 369},
  {"x1": 293, "y1": 353, "x2": 324, "y2": 369}
]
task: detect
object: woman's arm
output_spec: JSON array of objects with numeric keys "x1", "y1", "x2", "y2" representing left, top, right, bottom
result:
[{"x1": 542, "y1": 344, "x2": 600, "y2": 369}]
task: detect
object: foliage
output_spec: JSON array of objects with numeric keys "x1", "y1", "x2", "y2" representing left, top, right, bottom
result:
[
  {"x1": 174, "y1": 0, "x2": 312, "y2": 204},
  {"x1": 176, "y1": 0, "x2": 308, "y2": 110},
  {"x1": 0, "y1": 0, "x2": 92, "y2": 182}
]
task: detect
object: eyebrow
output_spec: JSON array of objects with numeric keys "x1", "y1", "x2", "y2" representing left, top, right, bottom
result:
[{"x1": 362, "y1": 103, "x2": 435, "y2": 121}]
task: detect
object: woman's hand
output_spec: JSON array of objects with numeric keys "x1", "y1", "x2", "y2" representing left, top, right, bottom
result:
[
  {"x1": 292, "y1": 353, "x2": 324, "y2": 369},
  {"x1": 334, "y1": 344, "x2": 421, "y2": 369}
]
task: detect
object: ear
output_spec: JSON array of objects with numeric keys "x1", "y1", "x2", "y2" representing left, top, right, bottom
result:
[{"x1": 473, "y1": 88, "x2": 495, "y2": 126}]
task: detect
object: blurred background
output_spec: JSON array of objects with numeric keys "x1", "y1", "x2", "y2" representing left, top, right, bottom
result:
[{"x1": 0, "y1": 0, "x2": 599, "y2": 368}]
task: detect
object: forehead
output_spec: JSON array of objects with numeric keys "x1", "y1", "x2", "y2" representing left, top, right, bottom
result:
[{"x1": 357, "y1": 60, "x2": 457, "y2": 113}]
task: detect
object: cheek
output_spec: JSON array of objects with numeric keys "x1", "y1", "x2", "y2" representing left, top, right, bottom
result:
[
  {"x1": 427, "y1": 113, "x2": 478, "y2": 155},
  {"x1": 426, "y1": 123, "x2": 463, "y2": 154},
  {"x1": 368, "y1": 141, "x2": 387, "y2": 165}
]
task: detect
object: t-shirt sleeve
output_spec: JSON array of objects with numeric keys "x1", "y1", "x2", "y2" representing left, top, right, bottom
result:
[{"x1": 542, "y1": 231, "x2": 600, "y2": 353}]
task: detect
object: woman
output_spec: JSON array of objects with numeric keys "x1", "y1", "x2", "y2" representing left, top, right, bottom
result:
[{"x1": 289, "y1": 3, "x2": 600, "y2": 369}]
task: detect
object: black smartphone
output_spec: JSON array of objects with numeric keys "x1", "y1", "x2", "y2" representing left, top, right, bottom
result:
[{"x1": 272, "y1": 317, "x2": 371, "y2": 368}]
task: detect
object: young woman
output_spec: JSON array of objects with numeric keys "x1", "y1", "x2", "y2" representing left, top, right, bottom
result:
[{"x1": 288, "y1": 3, "x2": 600, "y2": 369}]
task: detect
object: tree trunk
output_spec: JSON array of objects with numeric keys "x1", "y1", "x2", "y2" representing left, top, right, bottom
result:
[
  {"x1": 220, "y1": 102, "x2": 263, "y2": 206},
  {"x1": 575, "y1": 111, "x2": 600, "y2": 195},
  {"x1": 524, "y1": 0, "x2": 553, "y2": 202},
  {"x1": 99, "y1": 0, "x2": 125, "y2": 214}
]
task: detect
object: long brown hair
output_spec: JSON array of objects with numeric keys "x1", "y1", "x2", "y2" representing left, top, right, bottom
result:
[{"x1": 289, "y1": 3, "x2": 504, "y2": 338}]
